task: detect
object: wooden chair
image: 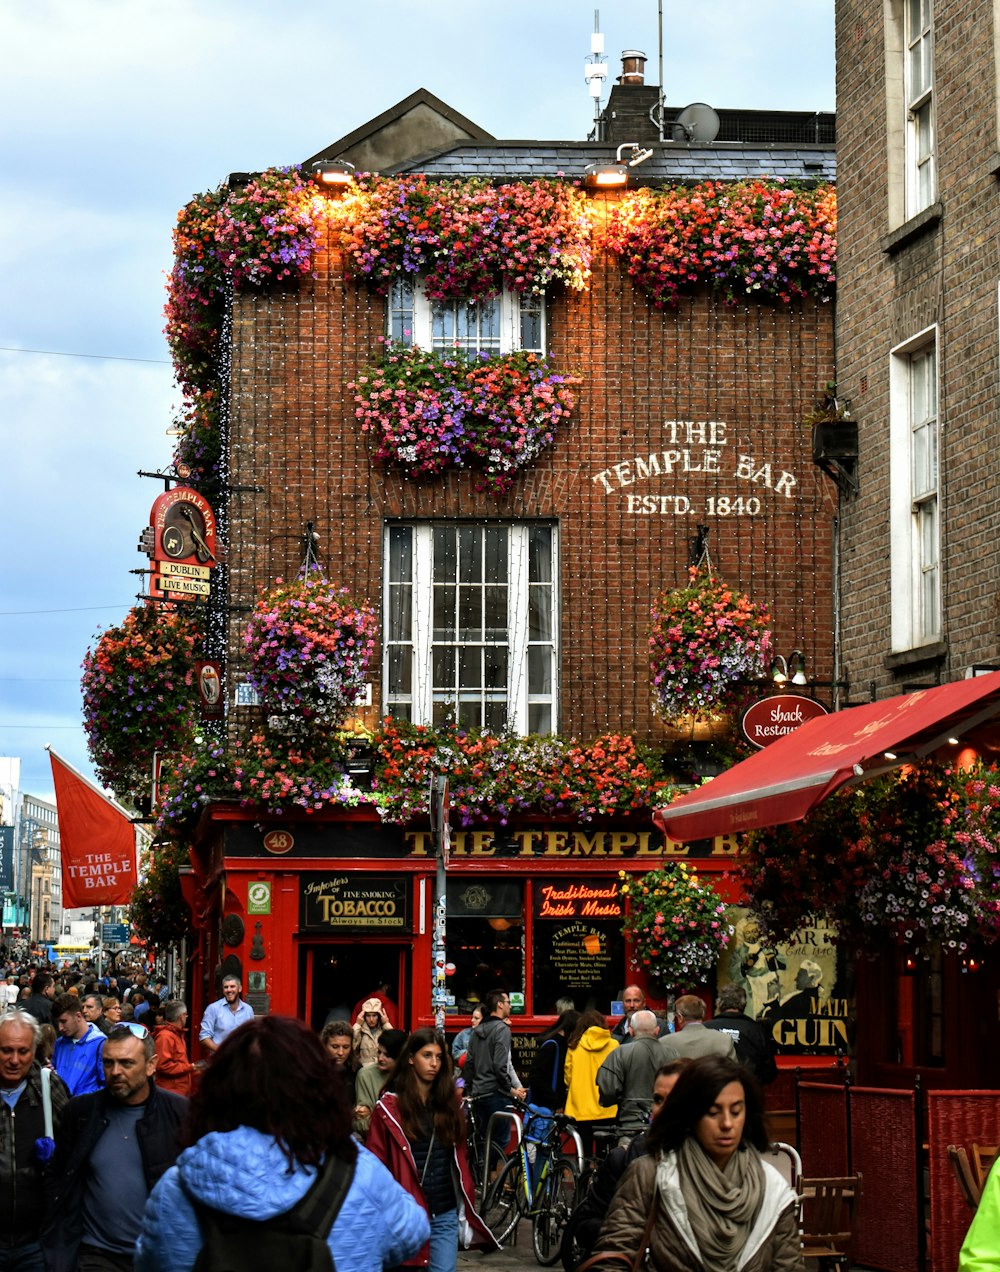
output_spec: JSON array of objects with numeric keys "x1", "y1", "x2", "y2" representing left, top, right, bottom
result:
[
  {"x1": 798, "y1": 1173, "x2": 861, "y2": 1271},
  {"x1": 972, "y1": 1143, "x2": 999, "y2": 1191},
  {"x1": 948, "y1": 1144, "x2": 982, "y2": 1210}
]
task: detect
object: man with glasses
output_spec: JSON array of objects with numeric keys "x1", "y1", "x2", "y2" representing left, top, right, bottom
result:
[
  {"x1": 44, "y1": 1022, "x2": 187, "y2": 1272},
  {"x1": 464, "y1": 989, "x2": 526, "y2": 1138}
]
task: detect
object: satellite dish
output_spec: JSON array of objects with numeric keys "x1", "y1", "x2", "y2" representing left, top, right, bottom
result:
[{"x1": 671, "y1": 102, "x2": 721, "y2": 144}]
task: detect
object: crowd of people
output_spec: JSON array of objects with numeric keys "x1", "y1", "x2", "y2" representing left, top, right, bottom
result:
[{"x1": 0, "y1": 962, "x2": 825, "y2": 1272}]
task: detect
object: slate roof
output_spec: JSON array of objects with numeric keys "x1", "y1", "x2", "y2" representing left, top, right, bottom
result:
[{"x1": 384, "y1": 141, "x2": 835, "y2": 185}]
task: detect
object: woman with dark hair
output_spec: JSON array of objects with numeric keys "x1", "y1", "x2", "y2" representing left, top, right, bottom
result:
[
  {"x1": 592, "y1": 1055, "x2": 803, "y2": 1272},
  {"x1": 564, "y1": 1010, "x2": 618, "y2": 1154},
  {"x1": 354, "y1": 1026, "x2": 407, "y2": 1138},
  {"x1": 528, "y1": 1008, "x2": 580, "y2": 1111},
  {"x1": 134, "y1": 1016, "x2": 428, "y2": 1272},
  {"x1": 366, "y1": 1027, "x2": 498, "y2": 1271}
]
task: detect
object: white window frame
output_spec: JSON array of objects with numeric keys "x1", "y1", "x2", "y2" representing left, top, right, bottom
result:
[
  {"x1": 388, "y1": 276, "x2": 545, "y2": 355},
  {"x1": 903, "y1": 0, "x2": 935, "y2": 217},
  {"x1": 889, "y1": 327, "x2": 940, "y2": 650},
  {"x1": 383, "y1": 521, "x2": 559, "y2": 735}
]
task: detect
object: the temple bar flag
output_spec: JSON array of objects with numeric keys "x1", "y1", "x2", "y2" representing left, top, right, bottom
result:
[{"x1": 48, "y1": 749, "x2": 136, "y2": 909}]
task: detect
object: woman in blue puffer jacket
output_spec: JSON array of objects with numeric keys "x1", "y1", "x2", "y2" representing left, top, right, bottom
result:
[{"x1": 135, "y1": 1015, "x2": 429, "y2": 1272}]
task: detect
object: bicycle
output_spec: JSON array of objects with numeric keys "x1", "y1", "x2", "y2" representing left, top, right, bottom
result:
[
  {"x1": 480, "y1": 1102, "x2": 584, "y2": 1265},
  {"x1": 463, "y1": 1095, "x2": 512, "y2": 1206}
]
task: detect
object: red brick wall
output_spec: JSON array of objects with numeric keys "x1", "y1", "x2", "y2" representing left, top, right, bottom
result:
[{"x1": 225, "y1": 203, "x2": 836, "y2": 742}]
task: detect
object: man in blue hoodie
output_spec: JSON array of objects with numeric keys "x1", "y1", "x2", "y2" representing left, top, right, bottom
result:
[{"x1": 52, "y1": 994, "x2": 105, "y2": 1096}]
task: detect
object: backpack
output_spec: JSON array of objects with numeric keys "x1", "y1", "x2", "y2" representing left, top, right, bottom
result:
[{"x1": 184, "y1": 1152, "x2": 355, "y2": 1272}]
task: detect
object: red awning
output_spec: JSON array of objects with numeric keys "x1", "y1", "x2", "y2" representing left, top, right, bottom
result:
[{"x1": 654, "y1": 671, "x2": 1000, "y2": 842}]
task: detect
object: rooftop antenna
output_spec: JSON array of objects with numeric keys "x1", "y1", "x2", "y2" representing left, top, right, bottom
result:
[
  {"x1": 656, "y1": 0, "x2": 665, "y2": 141},
  {"x1": 584, "y1": 10, "x2": 608, "y2": 140}
]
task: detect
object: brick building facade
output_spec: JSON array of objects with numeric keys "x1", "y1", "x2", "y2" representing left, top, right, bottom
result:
[{"x1": 177, "y1": 77, "x2": 838, "y2": 1044}]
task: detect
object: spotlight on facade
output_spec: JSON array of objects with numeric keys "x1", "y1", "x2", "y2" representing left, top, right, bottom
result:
[
  {"x1": 583, "y1": 162, "x2": 628, "y2": 190},
  {"x1": 311, "y1": 159, "x2": 356, "y2": 190}
]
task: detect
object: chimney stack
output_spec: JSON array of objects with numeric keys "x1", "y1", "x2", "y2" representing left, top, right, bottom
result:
[{"x1": 618, "y1": 50, "x2": 647, "y2": 85}]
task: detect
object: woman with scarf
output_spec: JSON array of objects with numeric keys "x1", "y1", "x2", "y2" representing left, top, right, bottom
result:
[
  {"x1": 591, "y1": 1055, "x2": 803, "y2": 1272},
  {"x1": 366, "y1": 1028, "x2": 497, "y2": 1272}
]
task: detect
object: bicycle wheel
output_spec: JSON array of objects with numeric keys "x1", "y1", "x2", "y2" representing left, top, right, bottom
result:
[
  {"x1": 482, "y1": 1154, "x2": 525, "y2": 1245},
  {"x1": 473, "y1": 1134, "x2": 509, "y2": 1207},
  {"x1": 532, "y1": 1155, "x2": 579, "y2": 1265},
  {"x1": 557, "y1": 1200, "x2": 587, "y2": 1272}
]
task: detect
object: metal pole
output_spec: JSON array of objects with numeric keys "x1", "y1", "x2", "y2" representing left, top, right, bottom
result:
[{"x1": 429, "y1": 776, "x2": 449, "y2": 1034}]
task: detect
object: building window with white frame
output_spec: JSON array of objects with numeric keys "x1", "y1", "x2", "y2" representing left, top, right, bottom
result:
[
  {"x1": 384, "y1": 521, "x2": 557, "y2": 734},
  {"x1": 388, "y1": 277, "x2": 544, "y2": 355},
  {"x1": 904, "y1": 0, "x2": 935, "y2": 216},
  {"x1": 889, "y1": 332, "x2": 940, "y2": 650}
]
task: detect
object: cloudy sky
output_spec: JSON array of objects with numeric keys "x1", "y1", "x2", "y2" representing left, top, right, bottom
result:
[{"x1": 0, "y1": 0, "x2": 835, "y2": 805}]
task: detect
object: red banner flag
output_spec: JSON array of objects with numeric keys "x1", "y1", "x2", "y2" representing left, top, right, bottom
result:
[{"x1": 48, "y1": 749, "x2": 136, "y2": 909}]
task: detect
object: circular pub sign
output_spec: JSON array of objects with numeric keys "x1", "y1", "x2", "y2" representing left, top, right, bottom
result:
[{"x1": 741, "y1": 694, "x2": 829, "y2": 749}]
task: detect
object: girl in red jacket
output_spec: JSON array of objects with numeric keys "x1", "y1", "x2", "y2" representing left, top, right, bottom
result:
[{"x1": 366, "y1": 1028, "x2": 498, "y2": 1271}]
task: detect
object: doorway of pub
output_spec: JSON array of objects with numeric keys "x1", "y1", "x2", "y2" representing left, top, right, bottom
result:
[{"x1": 300, "y1": 942, "x2": 411, "y2": 1033}]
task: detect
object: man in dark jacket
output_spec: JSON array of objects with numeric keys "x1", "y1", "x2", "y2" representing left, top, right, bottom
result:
[
  {"x1": 704, "y1": 983, "x2": 777, "y2": 1084},
  {"x1": 44, "y1": 1023, "x2": 187, "y2": 1272},
  {"x1": 23, "y1": 973, "x2": 54, "y2": 1025},
  {"x1": 464, "y1": 988, "x2": 526, "y2": 1137},
  {"x1": 0, "y1": 1008, "x2": 70, "y2": 1270}
]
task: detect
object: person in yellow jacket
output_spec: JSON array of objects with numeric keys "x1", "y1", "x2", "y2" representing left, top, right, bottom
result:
[
  {"x1": 960, "y1": 1158, "x2": 1000, "y2": 1270},
  {"x1": 564, "y1": 1010, "x2": 618, "y2": 1154}
]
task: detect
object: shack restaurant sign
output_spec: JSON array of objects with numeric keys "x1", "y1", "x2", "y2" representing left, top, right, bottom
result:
[{"x1": 741, "y1": 694, "x2": 828, "y2": 748}]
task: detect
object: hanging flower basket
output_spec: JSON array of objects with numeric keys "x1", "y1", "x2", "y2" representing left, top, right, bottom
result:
[
  {"x1": 649, "y1": 567, "x2": 772, "y2": 724},
  {"x1": 619, "y1": 864, "x2": 733, "y2": 993},
  {"x1": 81, "y1": 605, "x2": 201, "y2": 805},
  {"x1": 244, "y1": 573, "x2": 378, "y2": 732}
]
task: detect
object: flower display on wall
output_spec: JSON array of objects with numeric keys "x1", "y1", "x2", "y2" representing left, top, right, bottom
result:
[
  {"x1": 649, "y1": 567, "x2": 772, "y2": 722},
  {"x1": 619, "y1": 864, "x2": 733, "y2": 991},
  {"x1": 740, "y1": 762, "x2": 1000, "y2": 955},
  {"x1": 81, "y1": 605, "x2": 201, "y2": 805},
  {"x1": 153, "y1": 720, "x2": 671, "y2": 837},
  {"x1": 349, "y1": 345, "x2": 577, "y2": 493},
  {"x1": 372, "y1": 721, "x2": 671, "y2": 825},
  {"x1": 244, "y1": 573, "x2": 378, "y2": 731},
  {"x1": 161, "y1": 173, "x2": 837, "y2": 502},
  {"x1": 604, "y1": 181, "x2": 836, "y2": 308},
  {"x1": 339, "y1": 175, "x2": 594, "y2": 298}
]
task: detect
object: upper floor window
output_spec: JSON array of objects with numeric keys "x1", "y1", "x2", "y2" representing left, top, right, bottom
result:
[
  {"x1": 388, "y1": 278, "x2": 545, "y2": 356},
  {"x1": 889, "y1": 331, "x2": 940, "y2": 649},
  {"x1": 904, "y1": 0, "x2": 935, "y2": 215},
  {"x1": 384, "y1": 521, "x2": 558, "y2": 735}
]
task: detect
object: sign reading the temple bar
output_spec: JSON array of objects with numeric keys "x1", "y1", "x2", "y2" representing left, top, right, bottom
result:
[
  {"x1": 145, "y1": 486, "x2": 219, "y2": 603},
  {"x1": 300, "y1": 875, "x2": 410, "y2": 933},
  {"x1": 741, "y1": 694, "x2": 828, "y2": 748},
  {"x1": 545, "y1": 921, "x2": 615, "y2": 993},
  {"x1": 533, "y1": 880, "x2": 621, "y2": 920}
]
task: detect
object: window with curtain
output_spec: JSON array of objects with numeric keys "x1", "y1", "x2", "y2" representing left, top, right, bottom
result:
[
  {"x1": 388, "y1": 277, "x2": 544, "y2": 355},
  {"x1": 384, "y1": 522, "x2": 558, "y2": 734}
]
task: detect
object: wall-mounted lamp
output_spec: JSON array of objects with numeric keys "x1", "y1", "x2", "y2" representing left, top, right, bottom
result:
[
  {"x1": 311, "y1": 159, "x2": 356, "y2": 190},
  {"x1": 771, "y1": 650, "x2": 807, "y2": 686},
  {"x1": 583, "y1": 142, "x2": 652, "y2": 190},
  {"x1": 583, "y1": 161, "x2": 628, "y2": 189}
]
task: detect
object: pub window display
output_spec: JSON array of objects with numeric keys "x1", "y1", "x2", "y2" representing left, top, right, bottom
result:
[{"x1": 446, "y1": 879, "x2": 524, "y2": 1013}]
